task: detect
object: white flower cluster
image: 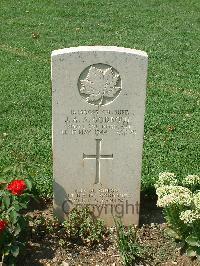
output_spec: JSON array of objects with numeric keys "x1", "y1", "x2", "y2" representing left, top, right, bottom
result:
[
  {"x1": 193, "y1": 191, "x2": 200, "y2": 210},
  {"x1": 180, "y1": 210, "x2": 200, "y2": 224},
  {"x1": 155, "y1": 172, "x2": 178, "y2": 189},
  {"x1": 156, "y1": 185, "x2": 192, "y2": 208},
  {"x1": 155, "y1": 172, "x2": 200, "y2": 225},
  {"x1": 182, "y1": 175, "x2": 200, "y2": 187}
]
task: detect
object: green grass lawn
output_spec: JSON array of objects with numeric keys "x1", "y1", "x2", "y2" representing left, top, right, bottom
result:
[{"x1": 0, "y1": 0, "x2": 199, "y2": 196}]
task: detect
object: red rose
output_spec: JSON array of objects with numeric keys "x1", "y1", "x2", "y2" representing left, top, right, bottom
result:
[
  {"x1": 0, "y1": 220, "x2": 7, "y2": 233},
  {"x1": 7, "y1": 180, "x2": 27, "y2": 196}
]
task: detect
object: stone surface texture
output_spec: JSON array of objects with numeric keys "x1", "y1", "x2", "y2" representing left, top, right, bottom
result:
[{"x1": 52, "y1": 46, "x2": 148, "y2": 226}]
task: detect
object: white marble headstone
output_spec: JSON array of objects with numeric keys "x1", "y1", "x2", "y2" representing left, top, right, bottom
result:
[{"x1": 52, "y1": 46, "x2": 148, "y2": 226}]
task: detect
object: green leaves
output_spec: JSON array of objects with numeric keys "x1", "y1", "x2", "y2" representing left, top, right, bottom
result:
[
  {"x1": 2, "y1": 195, "x2": 10, "y2": 209},
  {"x1": 13, "y1": 223, "x2": 21, "y2": 236},
  {"x1": 24, "y1": 178, "x2": 32, "y2": 191},
  {"x1": 0, "y1": 176, "x2": 6, "y2": 183},
  {"x1": 9, "y1": 209, "x2": 19, "y2": 225},
  {"x1": 186, "y1": 236, "x2": 200, "y2": 247},
  {"x1": 186, "y1": 246, "x2": 200, "y2": 260},
  {"x1": 10, "y1": 245, "x2": 19, "y2": 257},
  {"x1": 186, "y1": 235, "x2": 200, "y2": 260},
  {"x1": 164, "y1": 228, "x2": 181, "y2": 240},
  {"x1": 186, "y1": 247, "x2": 197, "y2": 257}
]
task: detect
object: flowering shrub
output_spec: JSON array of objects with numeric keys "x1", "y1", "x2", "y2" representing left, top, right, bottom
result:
[
  {"x1": 0, "y1": 176, "x2": 32, "y2": 265},
  {"x1": 156, "y1": 185, "x2": 192, "y2": 207},
  {"x1": 155, "y1": 172, "x2": 178, "y2": 189},
  {"x1": 155, "y1": 172, "x2": 200, "y2": 260}
]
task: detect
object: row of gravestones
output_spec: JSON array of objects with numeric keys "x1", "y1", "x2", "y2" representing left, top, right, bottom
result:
[{"x1": 52, "y1": 46, "x2": 148, "y2": 226}]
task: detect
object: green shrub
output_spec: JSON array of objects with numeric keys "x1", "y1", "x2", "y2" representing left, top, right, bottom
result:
[
  {"x1": 62, "y1": 206, "x2": 108, "y2": 245},
  {"x1": 155, "y1": 172, "x2": 200, "y2": 260},
  {"x1": 115, "y1": 219, "x2": 144, "y2": 265}
]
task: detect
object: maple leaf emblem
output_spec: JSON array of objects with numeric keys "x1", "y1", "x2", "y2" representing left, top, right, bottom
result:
[{"x1": 79, "y1": 65, "x2": 121, "y2": 106}]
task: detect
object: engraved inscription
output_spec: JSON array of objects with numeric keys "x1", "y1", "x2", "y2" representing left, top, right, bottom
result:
[
  {"x1": 62, "y1": 188, "x2": 138, "y2": 218},
  {"x1": 83, "y1": 139, "x2": 113, "y2": 184},
  {"x1": 66, "y1": 187, "x2": 131, "y2": 205},
  {"x1": 78, "y1": 63, "x2": 122, "y2": 106},
  {"x1": 62, "y1": 109, "x2": 136, "y2": 136}
]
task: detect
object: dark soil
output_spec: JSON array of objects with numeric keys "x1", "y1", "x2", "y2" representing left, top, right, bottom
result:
[{"x1": 17, "y1": 195, "x2": 200, "y2": 266}]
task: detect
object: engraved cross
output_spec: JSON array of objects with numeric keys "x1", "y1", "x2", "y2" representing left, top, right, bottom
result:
[{"x1": 83, "y1": 139, "x2": 113, "y2": 184}]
